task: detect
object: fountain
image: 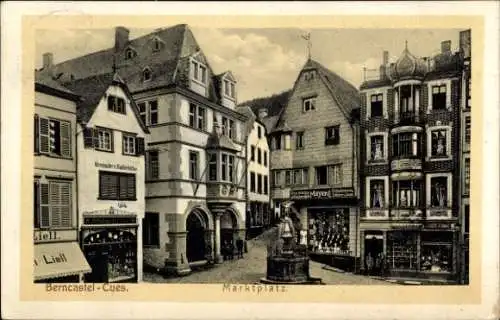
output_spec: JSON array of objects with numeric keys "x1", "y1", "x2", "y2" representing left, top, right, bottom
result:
[{"x1": 261, "y1": 204, "x2": 322, "y2": 285}]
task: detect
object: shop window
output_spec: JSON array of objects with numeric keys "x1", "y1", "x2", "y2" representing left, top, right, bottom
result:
[
  {"x1": 392, "y1": 180, "x2": 422, "y2": 208},
  {"x1": 369, "y1": 180, "x2": 385, "y2": 208},
  {"x1": 147, "y1": 150, "x2": 159, "y2": 179},
  {"x1": 296, "y1": 131, "x2": 304, "y2": 149},
  {"x1": 137, "y1": 100, "x2": 158, "y2": 126},
  {"x1": 465, "y1": 116, "x2": 471, "y2": 145},
  {"x1": 189, "y1": 151, "x2": 199, "y2": 180},
  {"x1": 370, "y1": 135, "x2": 384, "y2": 161},
  {"x1": 143, "y1": 212, "x2": 159, "y2": 246},
  {"x1": 122, "y1": 134, "x2": 136, "y2": 156},
  {"x1": 107, "y1": 95, "x2": 126, "y2": 114},
  {"x1": 208, "y1": 153, "x2": 217, "y2": 181},
  {"x1": 392, "y1": 132, "x2": 419, "y2": 158},
  {"x1": 308, "y1": 209, "x2": 350, "y2": 254},
  {"x1": 263, "y1": 176, "x2": 268, "y2": 195},
  {"x1": 98, "y1": 171, "x2": 136, "y2": 200},
  {"x1": 263, "y1": 151, "x2": 268, "y2": 167},
  {"x1": 96, "y1": 128, "x2": 113, "y2": 152},
  {"x1": 431, "y1": 129, "x2": 448, "y2": 157},
  {"x1": 430, "y1": 177, "x2": 448, "y2": 208},
  {"x1": 34, "y1": 179, "x2": 72, "y2": 228},
  {"x1": 420, "y1": 232, "x2": 453, "y2": 273},
  {"x1": 370, "y1": 94, "x2": 383, "y2": 117},
  {"x1": 325, "y1": 125, "x2": 340, "y2": 145},
  {"x1": 464, "y1": 158, "x2": 470, "y2": 193},
  {"x1": 189, "y1": 103, "x2": 206, "y2": 131},
  {"x1": 387, "y1": 231, "x2": 418, "y2": 270},
  {"x1": 257, "y1": 174, "x2": 263, "y2": 194},
  {"x1": 257, "y1": 148, "x2": 262, "y2": 164},
  {"x1": 303, "y1": 97, "x2": 316, "y2": 112},
  {"x1": 34, "y1": 115, "x2": 72, "y2": 158},
  {"x1": 432, "y1": 85, "x2": 447, "y2": 110}
]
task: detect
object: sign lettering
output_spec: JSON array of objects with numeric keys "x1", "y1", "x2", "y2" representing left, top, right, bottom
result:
[
  {"x1": 34, "y1": 253, "x2": 68, "y2": 267},
  {"x1": 290, "y1": 188, "x2": 354, "y2": 200},
  {"x1": 95, "y1": 162, "x2": 137, "y2": 171},
  {"x1": 34, "y1": 230, "x2": 77, "y2": 243}
]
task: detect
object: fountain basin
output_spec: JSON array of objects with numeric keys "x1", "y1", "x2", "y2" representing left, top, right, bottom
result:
[{"x1": 261, "y1": 256, "x2": 323, "y2": 285}]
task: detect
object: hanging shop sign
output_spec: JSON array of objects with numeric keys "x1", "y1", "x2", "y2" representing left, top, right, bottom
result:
[
  {"x1": 34, "y1": 229, "x2": 78, "y2": 243},
  {"x1": 94, "y1": 161, "x2": 137, "y2": 171},
  {"x1": 290, "y1": 188, "x2": 354, "y2": 200}
]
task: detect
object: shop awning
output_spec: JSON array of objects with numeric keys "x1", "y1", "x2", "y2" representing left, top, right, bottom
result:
[{"x1": 34, "y1": 242, "x2": 91, "y2": 281}]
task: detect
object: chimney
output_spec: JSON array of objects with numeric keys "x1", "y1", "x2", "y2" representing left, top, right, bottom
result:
[
  {"x1": 42, "y1": 52, "x2": 53, "y2": 69},
  {"x1": 114, "y1": 26, "x2": 130, "y2": 52},
  {"x1": 258, "y1": 107, "x2": 268, "y2": 120},
  {"x1": 441, "y1": 40, "x2": 451, "y2": 54},
  {"x1": 379, "y1": 50, "x2": 389, "y2": 80}
]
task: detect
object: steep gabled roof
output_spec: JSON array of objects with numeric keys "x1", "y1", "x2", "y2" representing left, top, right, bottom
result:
[
  {"x1": 62, "y1": 72, "x2": 149, "y2": 133},
  {"x1": 303, "y1": 59, "x2": 361, "y2": 116},
  {"x1": 274, "y1": 59, "x2": 361, "y2": 129}
]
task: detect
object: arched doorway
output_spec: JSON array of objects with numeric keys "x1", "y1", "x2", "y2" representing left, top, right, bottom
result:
[
  {"x1": 220, "y1": 210, "x2": 238, "y2": 251},
  {"x1": 186, "y1": 209, "x2": 208, "y2": 262}
]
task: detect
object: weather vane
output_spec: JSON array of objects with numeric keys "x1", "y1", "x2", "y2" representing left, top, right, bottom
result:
[{"x1": 301, "y1": 32, "x2": 312, "y2": 59}]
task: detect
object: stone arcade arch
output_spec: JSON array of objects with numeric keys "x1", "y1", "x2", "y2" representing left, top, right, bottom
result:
[{"x1": 185, "y1": 208, "x2": 211, "y2": 263}]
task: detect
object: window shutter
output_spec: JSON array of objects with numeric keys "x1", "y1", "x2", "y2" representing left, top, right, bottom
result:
[
  {"x1": 40, "y1": 182, "x2": 50, "y2": 228},
  {"x1": 83, "y1": 127, "x2": 94, "y2": 148},
  {"x1": 60, "y1": 121, "x2": 71, "y2": 157},
  {"x1": 136, "y1": 137, "x2": 145, "y2": 156},
  {"x1": 127, "y1": 175, "x2": 136, "y2": 199},
  {"x1": 119, "y1": 175, "x2": 128, "y2": 199},
  {"x1": 34, "y1": 114, "x2": 39, "y2": 154},
  {"x1": 50, "y1": 183, "x2": 61, "y2": 227},
  {"x1": 39, "y1": 117, "x2": 50, "y2": 154},
  {"x1": 60, "y1": 183, "x2": 71, "y2": 227},
  {"x1": 34, "y1": 181, "x2": 40, "y2": 228}
]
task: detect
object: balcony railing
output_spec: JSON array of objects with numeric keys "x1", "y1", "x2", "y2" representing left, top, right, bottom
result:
[
  {"x1": 391, "y1": 208, "x2": 424, "y2": 220},
  {"x1": 393, "y1": 111, "x2": 425, "y2": 127}
]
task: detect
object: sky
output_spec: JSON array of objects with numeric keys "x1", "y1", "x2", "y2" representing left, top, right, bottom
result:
[{"x1": 35, "y1": 27, "x2": 463, "y2": 102}]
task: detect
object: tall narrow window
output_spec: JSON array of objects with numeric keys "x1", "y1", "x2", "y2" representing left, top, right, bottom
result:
[
  {"x1": 137, "y1": 100, "x2": 158, "y2": 126},
  {"x1": 257, "y1": 148, "x2": 262, "y2": 164},
  {"x1": 149, "y1": 100, "x2": 158, "y2": 125},
  {"x1": 325, "y1": 126, "x2": 340, "y2": 145},
  {"x1": 370, "y1": 94, "x2": 383, "y2": 117},
  {"x1": 35, "y1": 117, "x2": 72, "y2": 158},
  {"x1": 189, "y1": 103, "x2": 205, "y2": 130},
  {"x1": 250, "y1": 145, "x2": 255, "y2": 162},
  {"x1": 208, "y1": 153, "x2": 217, "y2": 181},
  {"x1": 315, "y1": 166, "x2": 328, "y2": 185},
  {"x1": 285, "y1": 170, "x2": 292, "y2": 185},
  {"x1": 257, "y1": 126, "x2": 262, "y2": 139},
  {"x1": 96, "y1": 128, "x2": 113, "y2": 152},
  {"x1": 370, "y1": 135, "x2": 384, "y2": 161},
  {"x1": 147, "y1": 150, "x2": 159, "y2": 179},
  {"x1": 464, "y1": 158, "x2": 470, "y2": 193},
  {"x1": 465, "y1": 116, "x2": 471, "y2": 145},
  {"x1": 257, "y1": 174, "x2": 263, "y2": 194},
  {"x1": 430, "y1": 177, "x2": 448, "y2": 207},
  {"x1": 284, "y1": 134, "x2": 291, "y2": 150},
  {"x1": 432, "y1": 85, "x2": 447, "y2": 110},
  {"x1": 228, "y1": 155, "x2": 234, "y2": 182},
  {"x1": 189, "y1": 151, "x2": 199, "y2": 180},
  {"x1": 143, "y1": 68, "x2": 152, "y2": 82},
  {"x1": 275, "y1": 135, "x2": 282, "y2": 150},
  {"x1": 138, "y1": 102, "x2": 147, "y2": 126},
  {"x1": 303, "y1": 97, "x2": 316, "y2": 112},
  {"x1": 221, "y1": 154, "x2": 228, "y2": 181},
  {"x1": 392, "y1": 180, "x2": 421, "y2": 208},
  {"x1": 263, "y1": 176, "x2": 268, "y2": 195},
  {"x1": 34, "y1": 180, "x2": 72, "y2": 228},
  {"x1": 330, "y1": 164, "x2": 342, "y2": 185},
  {"x1": 296, "y1": 131, "x2": 304, "y2": 149},
  {"x1": 228, "y1": 119, "x2": 235, "y2": 139},
  {"x1": 122, "y1": 134, "x2": 136, "y2": 155},
  {"x1": 263, "y1": 151, "x2": 268, "y2": 167},
  {"x1": 431, "y1": 130, "x2": 447, "y2": 157},
  {"x1": 250, "y1": 172, "x2": 256, "y2": 192},
  {"x1": 370, "y1": 180, "x2": 385, "y2": 208}
]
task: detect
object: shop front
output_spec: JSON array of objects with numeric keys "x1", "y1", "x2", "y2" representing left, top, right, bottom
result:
[
  {"x1": 289, "y1": 187, "x2": 359, "y2": 272},
  {"x1": 80, "y1": 213, "x2": 139, "y2": 283},
  {"x1": 360, "y1": 225, "x2": 458, "y2": 282},
  {"x1": 34, "y1": 229, "x2": 91, "y2": 283}
]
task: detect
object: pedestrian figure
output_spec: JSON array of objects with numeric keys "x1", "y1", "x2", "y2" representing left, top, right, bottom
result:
[
  {"x1": 236, "y1": 238, "x2": 244, "y2": 259},
  {"x1": 228, "y1": 241, "x2": 234, "y2": 260},
  {"x1": 366, "y1": 252, "x2": 374, "y2": 276},
  {"x1": 380, "y1": 252, "x2": 386, "y2": 276},
  {"x1": 375, "y1": 253, "x2": 382, "y2": 276}
]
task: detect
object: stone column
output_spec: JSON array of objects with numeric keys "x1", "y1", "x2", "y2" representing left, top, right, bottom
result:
[{"x1": 213, "y1": 210, "x2": 223, "y2": 264}]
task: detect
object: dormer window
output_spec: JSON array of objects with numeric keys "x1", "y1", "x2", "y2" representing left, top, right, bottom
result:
[
  {"x1": 107, "y1": 95, "x2": 126, "y2": 114},
  {"x1": 143, "y1": 67, "x2": 152, "y2": 82},
  {"x1": 304, "y1": 71, "x2": 315, "y2": 81},
  {"x1": 223, "y1": 79, "x2": 236, "y2": 99},
  {"x1": 191, "y1": 60, "x2": 207, "y2": 84},
  {"x1": 152, "y1": 38, "x2": 162, "y2": 52},
  {"x1": 125, "y1": 48, "x2": 136, "y2": 60}
]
